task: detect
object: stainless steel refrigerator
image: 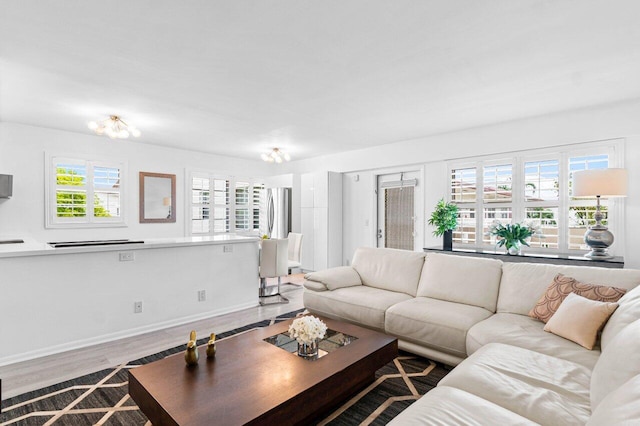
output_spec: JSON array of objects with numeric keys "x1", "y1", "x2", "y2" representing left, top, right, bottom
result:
[{"x1": 266, "y1": 187, "x2": 291, "y2": 239}]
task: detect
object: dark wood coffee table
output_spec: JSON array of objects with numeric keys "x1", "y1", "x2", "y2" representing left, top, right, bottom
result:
[{"x1": 129, "y1": 316, "x2": 397, "y2": 425}]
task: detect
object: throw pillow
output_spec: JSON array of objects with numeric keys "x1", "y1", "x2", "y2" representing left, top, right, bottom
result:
[
  {"x1": 529, "y1": 274, "x2": 626, "y2": 323},
  {"x1": 543, "y1": 292, "x2": 618, "y2": 349}
]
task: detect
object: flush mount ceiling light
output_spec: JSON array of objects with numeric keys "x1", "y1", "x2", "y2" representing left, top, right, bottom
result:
[
  {"x1": 260, "y1": 148, "x2": 291, "y2": 163},
  {"x1": 88, "y1": 115, "x2": 141, "y2": 139}
]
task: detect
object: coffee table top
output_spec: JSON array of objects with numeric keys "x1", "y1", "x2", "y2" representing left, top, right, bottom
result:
[
  {"x1": 264, "y1": 327, "x2": 358, "y2": 359},
  {"x1": 129, "y1": 316, "x2": 397, "y2": 425}
]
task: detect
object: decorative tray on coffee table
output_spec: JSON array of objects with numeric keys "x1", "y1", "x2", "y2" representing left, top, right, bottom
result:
[{"x1": 264, "y1": 329, "x2": 358, "y2": 360}]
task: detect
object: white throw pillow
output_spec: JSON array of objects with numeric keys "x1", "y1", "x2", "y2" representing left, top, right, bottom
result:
[{"x1": 543, "y1": 292, "x2": 618, "y2": 350}]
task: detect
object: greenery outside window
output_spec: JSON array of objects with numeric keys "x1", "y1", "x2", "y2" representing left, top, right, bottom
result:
[{"x1": 47, "y1": 156, "x2": 125, "y2": 228}]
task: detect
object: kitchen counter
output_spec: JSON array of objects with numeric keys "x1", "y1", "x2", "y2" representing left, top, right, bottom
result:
[
  {"x1": 0, "y1": 234, "x2": 259, "y2": 258},
  {"x1": 0, "y1": 234, "x2": 260, "y2": 366}
]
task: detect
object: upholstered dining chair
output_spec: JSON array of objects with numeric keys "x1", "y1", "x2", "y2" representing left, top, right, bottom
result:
[
  {"x1": 259, "y1": 238, "x2": 289, "y2": 305},
  {"x1": 287, "y1": 232, "x2": 303, "y2": 273}
]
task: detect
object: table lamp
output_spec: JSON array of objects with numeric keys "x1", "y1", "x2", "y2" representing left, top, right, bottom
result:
[{"x1": 572, "y1": 168, "x2": 627, "y2": 259}]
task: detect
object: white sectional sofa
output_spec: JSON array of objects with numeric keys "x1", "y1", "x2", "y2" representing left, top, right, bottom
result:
[{"x1": 303, "y1": 247, "x2": 640, "y2": 425}]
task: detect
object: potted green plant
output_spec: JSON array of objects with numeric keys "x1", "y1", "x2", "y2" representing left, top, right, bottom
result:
[
  {"x1": 486, "y1": 221, "x2": 539, "y2": 255},
  {"x1": 428, "y1": 199, "x2": 458, "y2": 251}
]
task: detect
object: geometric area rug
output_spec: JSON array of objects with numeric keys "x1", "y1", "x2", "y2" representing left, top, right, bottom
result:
[{"x1": 0, "y1": 310, "x2": 449, "y2": 425}]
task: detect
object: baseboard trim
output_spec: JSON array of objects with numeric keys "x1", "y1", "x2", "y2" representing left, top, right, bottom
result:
[{"x1": 0, "y1": 300, "x2": 259, "y2": 367}]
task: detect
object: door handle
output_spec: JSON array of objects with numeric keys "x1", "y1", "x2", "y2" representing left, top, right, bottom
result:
[{"x1": 377, "y1": 229, "x2": 383, "y2": 239}]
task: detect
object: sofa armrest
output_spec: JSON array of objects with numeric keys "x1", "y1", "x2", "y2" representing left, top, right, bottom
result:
[
  {"x1": 303, "y1": 279, "x2": 328, "y2": 292},
  {"x1": 304, "y1": 266, "x2": 362, "y2": 291}
]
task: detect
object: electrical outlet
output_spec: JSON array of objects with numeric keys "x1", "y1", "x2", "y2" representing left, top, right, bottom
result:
[
  {"x1": 223, "y1": 245, "x2": 233, "y2": 253},
  {"x1": 134, "y1": 301, "x2": 143, "y2": 313},
  {"x1": 119, "y1": 252, "x2": 135, "y2": 262},
  {"x1": 198, "y1": 290, "x2": 206, "y2": 302}
]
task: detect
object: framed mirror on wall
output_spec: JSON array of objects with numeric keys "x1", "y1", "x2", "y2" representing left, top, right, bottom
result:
[{"x1": 139, "y1": 172, "x2": 176, "y2": 223}]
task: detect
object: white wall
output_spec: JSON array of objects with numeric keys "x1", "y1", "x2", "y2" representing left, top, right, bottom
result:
[
  {"x1": 0, "y1": 240, "x2": 258, "y2": 366},
  {"x1": 4, "y1": 98, "x2": 640, "y2": 268},
  {"x1": 263, "y1": 173, "x2": 293, "y2": 189},
  {"x1": 284, "y1": 98, "x2": 640, "y2": 268},
  {"x1": 0, "y1": 123, "x2": 272, "y2": 242}
]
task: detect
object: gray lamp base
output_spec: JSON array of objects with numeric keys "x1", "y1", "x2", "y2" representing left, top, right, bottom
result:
[
  {"x1": 583, "y1": 224, "x2": 614, "y2": 260},
  {"x1": 584, "y1": 248, "x2": 613, "y2": 259}
]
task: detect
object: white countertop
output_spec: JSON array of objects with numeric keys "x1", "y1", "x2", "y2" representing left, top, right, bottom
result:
[{"x1": 0, "y1": 234, "x2": 260, "y2": 258}]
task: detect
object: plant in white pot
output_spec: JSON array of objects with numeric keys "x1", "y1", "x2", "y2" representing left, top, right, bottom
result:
[
  {"x1": 486, "y1": 220, "x2": 541, "y2": 255},
  {"x1": 428, "y1": 199, "x2": 459, "y2": 251}
]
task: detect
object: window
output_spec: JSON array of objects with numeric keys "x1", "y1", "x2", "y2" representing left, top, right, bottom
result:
[
  {"x1": 235, "y1": 181, "x2": 250, "y2": 231},
  {"x1": 568, "y1": 154, "x2": 610, "y2": 250},
  {"x1": 450, "y1": 167, "x2": 477, "y2": 244},
  {"x1": 523, "y1": 159, "x2": 560, "y2": 249},
  {"x1": 482, "y1": 163, "x2": 513, "y2": 244},
  {"x1": 189, "y1": 172, "x2": 264, "y2": 236},
  {"x1": 483, "y1": 164, "x2": 512, "y2": 203},
  {"x1": 253, "y1": 183, "x2": 265, "y2": 231},
  {"x1": 47, "y1": 156, "x2": 125, "y2": 228},
  {"x1": 191, "y1": 177, "x2": 230, "y2": 234},
  {"x1": 447, "y1": 140, "x2": 623, "y2": 254}
]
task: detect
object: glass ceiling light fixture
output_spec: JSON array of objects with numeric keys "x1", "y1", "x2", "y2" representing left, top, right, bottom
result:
[
  {"x1": 88, "y1": 115, "x2": 141, "y2": 139},
  {"x1": 260, "y1": 148, "x2": 291, "y2": 163}
]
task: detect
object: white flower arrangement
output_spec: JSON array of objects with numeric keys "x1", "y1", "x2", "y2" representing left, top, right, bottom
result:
[{"x1": 288, "y1": 316, "x2": 327, "y2": 345}]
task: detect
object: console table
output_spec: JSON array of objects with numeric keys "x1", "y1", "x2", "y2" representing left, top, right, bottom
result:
[{"x1": 423, "y1": 247, "x2": 624, "y2": 269}]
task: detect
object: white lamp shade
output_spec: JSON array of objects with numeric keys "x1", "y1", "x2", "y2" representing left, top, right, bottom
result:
[{"x1": 572, "y1": 168, "x2": 628, "y2": 198}]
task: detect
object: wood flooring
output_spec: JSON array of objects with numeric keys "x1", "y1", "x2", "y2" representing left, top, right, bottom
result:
[{"x1": 0, "y1": 275, "x2": 305, "y2": 400}]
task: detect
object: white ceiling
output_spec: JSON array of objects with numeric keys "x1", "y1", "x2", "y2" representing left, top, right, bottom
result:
[{"x1": 2, "y1": 1, "x2": 640, "y2": 161}]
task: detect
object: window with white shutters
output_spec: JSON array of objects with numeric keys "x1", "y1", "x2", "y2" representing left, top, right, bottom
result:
[
  {"x1": 189, "y1": 172, "x2": 264, "y2": 236},
  {"x1": 47, "y1": 156, "x2": 125, "y2": 228},
  {"x1": 447, "y1": 140, "x2": 622, "y2": 254}
]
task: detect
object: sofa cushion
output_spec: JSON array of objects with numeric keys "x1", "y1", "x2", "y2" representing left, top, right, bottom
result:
[
  {"x1": 304, "y1": 266, "x2": 362, "y2": 291},
  {"x1": 351, "y1": 247, "x2": 425, "y2": 296},
  {"x1": 601, "y1": 284, "x2": 640, "y2": 351},
  {"x1": 416, "y1": 253, "x2": 502, "y2": 312},
  {"x1": 529, "y1": 273, "x2": 626, "y2": 323},
  {"x1": 543, "y1": 293, "x2": 618, "y2": 350},
  {"x1": 439, "y1": 343, "x2": 591, "y2": 425},
  {"x1": 497, "y1": 262, "x2": 640, "y2": 315},
  {"x1": 590, "y1": 319, "x2": 640, "y2": 409},
  {"x1": 388, "y1": 386, "x2": 537, "y2": 426},
  {"x1": 303, "y1": 286, "x2": 412, "y2": 331},
  {"x1": 385, "y1": 297, "x2": 492, "y2": 358},
  {"x1": 587, "y1": 374, "x2": 640, "y2": 426},
  {"x1": 466, "y1": 313, "x2": 600, "y2": 369}
]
